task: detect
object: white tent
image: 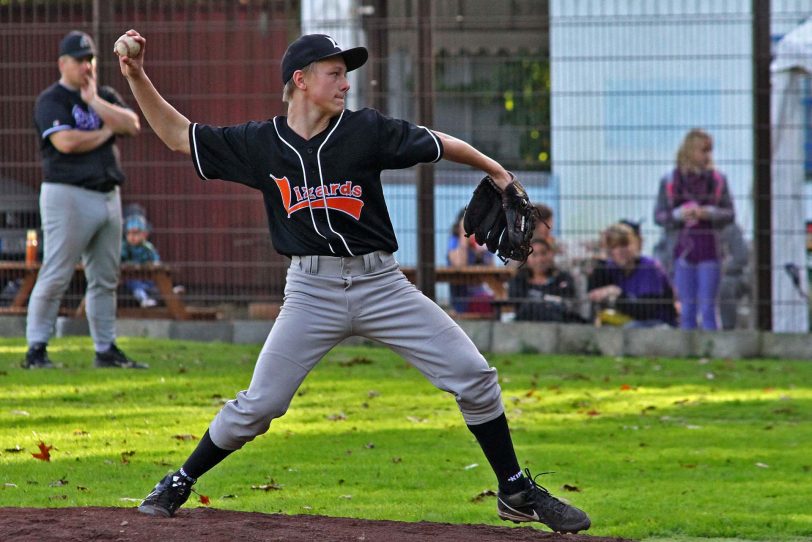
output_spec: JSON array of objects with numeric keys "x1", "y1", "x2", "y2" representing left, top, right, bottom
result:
[{"x1": 770, "y1": 17, "x2": 812, "y2": 333}]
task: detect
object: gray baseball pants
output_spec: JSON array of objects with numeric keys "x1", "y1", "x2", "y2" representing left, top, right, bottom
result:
[
  {"x1": 209, "y1": 251, "x2": 504, "y2": 450},
  {"x1": 26, "y1": 183, "x2": 122, "y2": 346}
]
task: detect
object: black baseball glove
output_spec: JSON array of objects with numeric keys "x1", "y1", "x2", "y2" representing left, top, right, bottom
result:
[{"x1": 462, "y1": 174, "x2": 540, "y2": 264}]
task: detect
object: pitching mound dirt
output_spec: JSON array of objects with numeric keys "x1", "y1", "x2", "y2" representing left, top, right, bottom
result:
[{"x1": 0, "y1": 507, "x2": 635, "y2": 542}]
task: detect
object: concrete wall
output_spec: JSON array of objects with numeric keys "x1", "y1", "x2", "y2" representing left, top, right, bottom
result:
[{"x1": 2, "y1": 315, "x2": 810, "y2": 360}]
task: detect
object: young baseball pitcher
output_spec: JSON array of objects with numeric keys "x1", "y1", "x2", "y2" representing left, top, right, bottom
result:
[{"x1": 116, "y1": 29, "x2": 590, "y2": 533}]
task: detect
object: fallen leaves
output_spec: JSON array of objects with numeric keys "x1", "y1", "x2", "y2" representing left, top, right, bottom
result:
[
  {"x1": 172, "y1": 434, "x2": 198, "y2": 441},
  {"x1": 49, "y1": 476, "x2": 68, "y2": 487},
  {"x1": 32, "y1": 441, "x2": 52, "y2": 462},
  {"x1": 121, "y1": 451, "x2": 136, "y2": 464},
  {"x1": 471, "y1": 489, "x2": 496, "y2": 502},
  {"x1": 252, "y1": 483, "x2": 283, "y2": 491},
  {"x1": 337, "y1": 356, "x2": 373, "y2": 367},
  {"x1": 199, "y1": 494, "x2": 210, "y2": 505},
  {"x1": 561, "y1": 484, "x2": 581, "y2": 492}
]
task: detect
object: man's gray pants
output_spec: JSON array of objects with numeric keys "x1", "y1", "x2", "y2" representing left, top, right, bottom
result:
[
  {"x1": 209, "y1": 251, "x2": 504, "y2": 450},
  {"x1": 26, "y1": 183, "x2": 121, "y2": 346}
]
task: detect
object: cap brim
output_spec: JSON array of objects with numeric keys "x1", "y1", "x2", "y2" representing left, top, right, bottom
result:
[
  {"x1": 65, "y1": 48, "x2": 95, "y2": 58},
  {"x1": 341, "y1": 47, "x2": 368, "y2": 73},
  {"x1": 318, "y1": 47, "x2": 368, "y2": 73}
]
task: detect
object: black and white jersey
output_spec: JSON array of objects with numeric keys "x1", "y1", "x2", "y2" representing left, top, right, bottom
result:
[{"x1": 190, "y1": 108, "x2": 443, "y2": 257}]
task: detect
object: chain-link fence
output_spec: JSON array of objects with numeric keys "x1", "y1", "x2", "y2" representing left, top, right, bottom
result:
[{"x1": 1, "y1": 1, "x2": 811, "y2": 331}]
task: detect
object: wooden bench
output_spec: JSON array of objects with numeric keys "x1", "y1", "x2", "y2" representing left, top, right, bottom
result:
[
  {"x1": 0, "y1": 261, "x2": 217, "y2": 320},
  {"x1": 399, "y1": 266, "x2": 515, "y2": 300}
]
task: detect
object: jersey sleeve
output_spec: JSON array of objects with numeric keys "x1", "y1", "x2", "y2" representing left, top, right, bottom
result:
[
  {"x1": 375, "y1": 111, "x2": 443, "y2": 170},
  {"x1": 189, "y1": 122, "x2": 259, "y2": 187},
  {"x1": 34, "y1": 92, "x2": 74, "y2": 140}
]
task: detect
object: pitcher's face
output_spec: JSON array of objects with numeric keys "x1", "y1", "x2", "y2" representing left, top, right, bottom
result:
[{"x1": 304, "y1": 57, "x2": 350, "y2": 115}]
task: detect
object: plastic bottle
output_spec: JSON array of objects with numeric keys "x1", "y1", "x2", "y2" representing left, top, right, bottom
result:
[{"x1": 25, "y1": 229, "x2": 38, "y2": 266}]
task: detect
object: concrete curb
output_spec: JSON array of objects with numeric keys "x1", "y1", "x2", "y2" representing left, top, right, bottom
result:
[{"x1": 1, "y1": 315, "x2": 810, "y2": 360}]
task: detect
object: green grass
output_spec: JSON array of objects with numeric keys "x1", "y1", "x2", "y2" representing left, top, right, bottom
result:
[{"x1": 1, "y1": 337, "x2": 811, "y2": 541}]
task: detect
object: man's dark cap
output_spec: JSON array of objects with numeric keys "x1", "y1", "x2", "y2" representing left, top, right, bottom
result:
[
  {"x1": 281, "y1": 34, "x2": 368, "y2": 84},
  {"x1": 59, "y1": 31, "x2": 97, "y2": 59}
]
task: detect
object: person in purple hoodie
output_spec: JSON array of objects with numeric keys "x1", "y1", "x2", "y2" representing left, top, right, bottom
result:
[
  {"x1": 654, "y1": 129, "x2": 735, "y2": 330},
  {"x1": 587, "y1": 223, "x2": 677, "y2": 328}
]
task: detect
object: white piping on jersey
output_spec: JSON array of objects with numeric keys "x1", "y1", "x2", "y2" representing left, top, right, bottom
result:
[
  {"x1": 272, "y1": 117, "x2": 334, "y2": 253},
  {"x1": 190, "y1": 123, "x2": 209, "y2": 180},
  {"x1": 418, "y1": 125, "x2": 443, "y2": 163},
  {"x1": 315, "y1": 109, "x2": 354, "y2": 256}
]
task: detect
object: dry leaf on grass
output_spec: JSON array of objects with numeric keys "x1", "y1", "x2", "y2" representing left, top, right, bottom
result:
[{"x1": 32, "y1": 441, "x2": 52, "y2": 462}]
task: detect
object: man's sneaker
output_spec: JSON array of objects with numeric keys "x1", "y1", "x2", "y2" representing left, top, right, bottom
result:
[
  {"x1": 138, "y1": 471, "x2": 194, "y2": 517},
  {"x1": 22, "y1": 344, "x2": 55, "y2": 369},
  {"x1": 93, "y1": 343, "x2": 149, "y2": 369},
  {"x1": 497, "y1": 469, "x2": 591, "y2": 533}
]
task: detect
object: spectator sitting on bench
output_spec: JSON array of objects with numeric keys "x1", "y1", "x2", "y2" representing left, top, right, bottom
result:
[
  {"x1": 508, "y1": 238, "x2": 583, "y2": 322},
  {"x1": 121, "y1": 214, "x2": 160, "y2": 307},
  {"x1": 587, "y1": 222, "x2": 677, "y2": 328}
]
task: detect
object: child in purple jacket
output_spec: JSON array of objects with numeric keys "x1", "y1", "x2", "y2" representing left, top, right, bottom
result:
[{"x1": 588, "y1": 223, "x2": 677, "y2": 328}]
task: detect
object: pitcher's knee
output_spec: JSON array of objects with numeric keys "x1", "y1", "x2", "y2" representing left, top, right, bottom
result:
[
  {"x1": 210, "y1": 394, "x2": 292, "y2": 449},
  {"x1": 454, "y1": 367, "x2": 504, "y2": 423}
]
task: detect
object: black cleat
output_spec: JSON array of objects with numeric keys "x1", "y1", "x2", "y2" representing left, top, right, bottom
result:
[
  {"x1": 22, "y1": 344, "x2": 55, "y2": 369},
  {"x1": 93, "y1": 343, "x2": 148, "y2": 369},
  {"x1": 497, "y1": 469, "x2": 591, "y2": 533},
  {"x1": 138, "y1": 471, "x2": 194, "y2": 517}
]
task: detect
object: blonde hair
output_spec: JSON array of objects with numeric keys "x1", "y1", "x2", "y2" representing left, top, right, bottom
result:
[
  {"x1": 676, "y1": 128, "x2": 713, "y2": 173},
  {"x1": 282, "y1": 63, "x2": 315, "y2": 103},
  {"x1": 602, "y1": 223, "x2": 634, "y2": 249}
]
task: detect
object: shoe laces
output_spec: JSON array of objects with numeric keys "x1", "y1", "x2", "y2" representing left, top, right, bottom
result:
[
  {"x1": 523, "y1": 468, "x2": 570, "y2": 518},
  {"x1": 153, "y1": 473, "x2": 193, "y2": 509}
]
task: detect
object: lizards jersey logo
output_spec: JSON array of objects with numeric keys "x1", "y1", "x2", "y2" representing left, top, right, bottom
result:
[{"x1": 272, "y1": 175, "x2": 364, "y2": 220}]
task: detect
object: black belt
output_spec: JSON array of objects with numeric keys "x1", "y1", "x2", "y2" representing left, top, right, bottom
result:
[{"x1": 84, "y1": 181, "x2": 118, "y2": 193}]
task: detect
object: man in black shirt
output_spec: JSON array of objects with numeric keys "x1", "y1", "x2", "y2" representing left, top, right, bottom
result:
[{"x1": 25, "y1": 31, "x2": 145, "y2": 369}]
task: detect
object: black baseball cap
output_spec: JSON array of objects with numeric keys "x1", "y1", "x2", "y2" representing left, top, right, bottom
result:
[
  {"x1": 59, "y1": 30, "x2": 97, "y2": 59},
  {"x1": 281, "y1": 34, "x2": 368, "y2": 84}
]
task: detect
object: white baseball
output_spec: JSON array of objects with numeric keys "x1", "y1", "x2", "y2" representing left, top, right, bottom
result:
[{"x1": 114, "y1": 34, "x2": 141, "y2": 58}]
